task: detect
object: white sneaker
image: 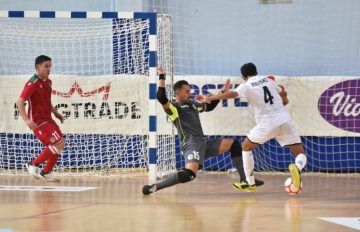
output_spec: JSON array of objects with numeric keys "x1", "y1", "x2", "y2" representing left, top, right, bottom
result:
[
  {"x1": 25, "y1": 162, "x2": 40, "y2": 179},
  {"x1": 39, "y1": 171, "x2": 60, "y2": 182}
]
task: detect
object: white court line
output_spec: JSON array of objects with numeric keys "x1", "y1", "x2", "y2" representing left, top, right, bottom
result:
[
  {"x1": 0, "y1": 185, "x2": 98, "y2": 192},
  {"x1": 319, "y1": 217, "x2": 360, "y2": 230}
]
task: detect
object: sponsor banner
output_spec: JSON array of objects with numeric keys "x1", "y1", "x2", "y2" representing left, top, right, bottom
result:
[
  {"x1": 168, "y1": 75, "x2": 360, "y2": 136},
  {"x1": 281, "y1": 76, "x2": 359, "y2": 136},
  {"x1": 318, "y1": 79, "x2": 360, "y2": 134},
  {"x1": 1, "y1": 75, "x2": 359, "y2": 136},
  {"x1": 0, "y1": 75, "x2": 148, "y2": 134}
]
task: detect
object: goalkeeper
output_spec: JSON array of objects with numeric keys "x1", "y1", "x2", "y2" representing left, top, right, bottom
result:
[{"x1": 142, "y1": 67, "x2": 264, "y2": 195}]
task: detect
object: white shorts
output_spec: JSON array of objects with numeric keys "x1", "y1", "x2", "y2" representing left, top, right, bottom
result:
[{"x1": 247, "y1": 120, "x2": 301, "y2": 147}]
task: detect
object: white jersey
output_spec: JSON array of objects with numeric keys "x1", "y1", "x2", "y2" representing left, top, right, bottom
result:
[{"x1": 234, "y1": 75, "x2": 291, "y2": 129}]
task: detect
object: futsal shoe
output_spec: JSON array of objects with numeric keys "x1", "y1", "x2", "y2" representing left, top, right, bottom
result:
[
  {"x1": 232, "y1": 181, "x2": 256, "y2": 192},
  {"x1": 255, "y1": 178, "x2": 264, "y2": 187},
  {"x1": 25, "y1": 162, "x2": 40, "y2": 179},
  {"x1": 288, "y1": 163, "x2": 301, "y2": 189},
  {"x1": 39, "y1": 171, "x2": 60, "y2": 182},
  {"x1": 142, "y1": 184, "x2": 157, "y2": 195},
  {"x1": 240, "y1": 178, "x2": 264, "y2": 187}
]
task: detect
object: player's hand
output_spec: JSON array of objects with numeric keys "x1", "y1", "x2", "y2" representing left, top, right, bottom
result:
[
  {"x1": 25, "y1": 119, "x2": 37, "y2": 130},
  {"x1": 55, "y1": 112, "x2": 64, "y2": 123},
  {"x1": 195, "y1": 95, "x2": 211, "y2": 103},
  {"x1": 223, "y1": 79, "x2": 231, "y2": 92},
  {"x1": 156, "y1": 67, "x2": 165, "y2": 75},
  {"x1": 282, "y1": 96, "x2": 289, "y2": 106},
  {"x1": 279, "y1": 88, "x2": 288, "y2": 106}
]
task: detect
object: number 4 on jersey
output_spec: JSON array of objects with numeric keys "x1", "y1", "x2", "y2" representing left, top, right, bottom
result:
[{"x1": 263, "y1": 86, "x2": 274, "y2": 105}]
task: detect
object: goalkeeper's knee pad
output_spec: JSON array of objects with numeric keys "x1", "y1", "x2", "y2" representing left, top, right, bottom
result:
[{"x1": 178, "y1": 168, "x2": 196, "y2": 183}]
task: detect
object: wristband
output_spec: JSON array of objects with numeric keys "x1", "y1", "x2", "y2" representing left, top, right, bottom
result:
[{"x1": 159, "y1": 74, "x2": 165, "y2": 80}]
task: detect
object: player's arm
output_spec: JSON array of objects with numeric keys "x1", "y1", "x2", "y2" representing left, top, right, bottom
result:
[
  {"x1": 156, "y1": 67, "x2": 178, "y2": 121},
  {"x1": 51, "y1": 103, "x2": 64, "y2": 123},
  {"x1": 277, "y1": 85, "x2": 289, "y2": 105},
  {"x1": 16, "y1": 97, "x2": 37, "y2": 130},
  {"x1": 268, "y1": 76, "x2": 289, "y2": 106},
  {"x1": 196, "y1": 90, "x2": 238, "y2": 104},
  {"x1": 202, "y1": 79, "x2": 231, "y2": 112}
]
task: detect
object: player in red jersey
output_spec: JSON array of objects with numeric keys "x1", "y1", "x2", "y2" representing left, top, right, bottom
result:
[{"x1": 16, "y1": 55, "x2": 64, "y2": 182}]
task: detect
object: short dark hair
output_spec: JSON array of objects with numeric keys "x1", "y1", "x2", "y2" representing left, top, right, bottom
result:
[
  {"x1": 241, "y1": 63, "x2": 257, "y2": 78},
  {"x1": 35, "y1": 55, "x2": 51, "y2": 67},
  {"x1": 173, "y1": 80, "x2": 189, "y2": 92}
]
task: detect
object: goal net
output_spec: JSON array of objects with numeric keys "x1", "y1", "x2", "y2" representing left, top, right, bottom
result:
[
  {"x1": 141, "y1": 1, "x2": 360, "y2": 174},
  {"x1": 0, "y1": 12, "x2": 176, "y2": 179}
]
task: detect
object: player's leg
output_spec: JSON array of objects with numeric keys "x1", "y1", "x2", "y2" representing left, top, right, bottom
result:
[
  {"x1": 289, "y1": 143, "x2": 307, "y2": 170},
  {"x1": 216, "y1": 139, "x2": 246, "y2": 181},
  {"x1": 142, "y1": 142, "x2": 204, "y2": 195},
  {"x1": 26, "y1": 144, "x2": 49, "y2": 178},
  {"x1": 34, "y1": 122, "x2": 64, "y2": 181},
  {"x1": 215, "y1": 138, "x2": 264, "y2": 187},
  {"x1": 287, "y1": 143, "x2": 307, "y2": 188},
  {"x1": 276, "y1": 121, "x2": 307, "y2": 188},
  {"x1": 239, "y1": 124, "x2": 273, "y2": 191},
  {"x1": 289, "y1": 143, "x2": 307, "y2": 171},
  {"x1": 26, "y1": 123, "x2": 53, "y2": 178},
  {"x1": 39, "y1": 139, "x2": 64, "y2": 181},
  {"x1": 142, "y1": 163, "x2": 198, "y2": 195},
  {"x1": 240, "y1": 137, "x2": 258, "y2": 190}
]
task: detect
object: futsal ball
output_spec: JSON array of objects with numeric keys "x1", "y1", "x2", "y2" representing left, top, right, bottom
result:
[{"x1": 284, "y1": 177, "x2": 302, "y2": 195}]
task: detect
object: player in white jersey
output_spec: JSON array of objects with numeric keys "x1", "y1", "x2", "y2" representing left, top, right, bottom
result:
[{"x1": 196, "y1": 63, "x2": 307, "y2": 191}]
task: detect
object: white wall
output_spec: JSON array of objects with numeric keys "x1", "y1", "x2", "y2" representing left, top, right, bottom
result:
[
  {"x1": 0, "y1": 0, "x2": 141, "y2": 11},
  {"x1": 1, "y1": 0, "x2": 360, "y2": 76}
]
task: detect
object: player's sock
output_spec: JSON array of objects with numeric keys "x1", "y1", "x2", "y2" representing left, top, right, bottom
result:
[
  {"x1": 142, "y1": 169, "x2": 196, "y2": 195},
  {"x1": 157, "y1": 168, "x2": 196, "y2": 190},
  {"x1": 32, "y1": 146, "x2": 52, "y2": 166},
  {"x1": 155, "y1": 172, "x2": 179, "y2": 191},
  {"x1": 43, "y1": 153, "x2": 60, "y2": 174},
  {"x1": 230, "y1": 140, "x2": 246, "y2": 182},
  {"x1": 295, "y1": 153, "x2": 307, "y2": 171},
  {"x1": 242, "y1": 150, "x2": 255, "y2": 186},
  {"x1": 230, "y1": 142, "x2": 264, "y2": 186}
]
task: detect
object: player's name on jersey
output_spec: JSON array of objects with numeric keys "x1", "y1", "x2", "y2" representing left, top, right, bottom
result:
[{"x1": 250, "y1": 77, "x2": 269, "y2": 87}]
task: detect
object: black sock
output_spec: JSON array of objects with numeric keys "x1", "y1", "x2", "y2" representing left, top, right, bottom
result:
[
  {"x1": 154, "y1": 172, "x2": 180, "y2": 191},
  {"x1": 153, "y1": 169, "x2": 196, "y2": 191},
  {"x1": 230, "y1": 140, "x2": 246, "y2": 182}
]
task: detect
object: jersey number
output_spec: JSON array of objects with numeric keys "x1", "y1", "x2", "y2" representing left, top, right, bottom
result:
[
  {"x1": 263, "y1": 86, "x2": 274, "y2": 105},
  {"x1": 52, "y1": 131, "x2": 61, "y2": 140}
]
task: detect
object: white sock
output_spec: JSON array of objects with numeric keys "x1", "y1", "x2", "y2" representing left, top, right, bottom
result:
[
  {"x1": 295, "y1": 153, "x2": 307, "y2": 171},
  {"x1": 242, "y1": 150, "x2": 255, "y2": 185}
]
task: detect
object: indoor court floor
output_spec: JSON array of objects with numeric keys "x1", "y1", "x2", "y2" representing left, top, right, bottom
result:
[{"x1": 0, "y1": 173, "x2": 359, "y2": 232}]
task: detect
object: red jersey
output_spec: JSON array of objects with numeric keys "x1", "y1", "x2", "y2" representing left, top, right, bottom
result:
[{"x1": 20, "y1": 74, "x2": 54, "y2": 124}]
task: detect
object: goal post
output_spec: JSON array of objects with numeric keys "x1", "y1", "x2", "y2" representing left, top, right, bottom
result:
[{"x1": 0, "y1": 11, "x2": 176, "y2": 181}]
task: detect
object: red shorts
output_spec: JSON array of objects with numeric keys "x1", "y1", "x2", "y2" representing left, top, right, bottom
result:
[{"x1": 33, "y1": 121, "x2": 63, "y2": 146}]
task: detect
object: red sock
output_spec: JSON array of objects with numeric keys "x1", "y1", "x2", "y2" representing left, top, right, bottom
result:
[
  {"x1": 43, "y1": 153, "x2": 60, "y2": 174},
  {"x1": 32, "y1": 147, "x2": 52, "y2": 166}
]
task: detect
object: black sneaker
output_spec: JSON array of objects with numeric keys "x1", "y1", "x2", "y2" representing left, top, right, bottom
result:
[
  {"x1": 240, "y1": 178, "x2": 264, "y2": 187},
  {"x1": 233, "y1": 181, "x2": 256, "y2": 192},
  {"x1": 142, "y1": 184, "x2": 157, "y2": 195},
  {"x1": 255, "y1": 178, "x2": 265, "y2": 187}
]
